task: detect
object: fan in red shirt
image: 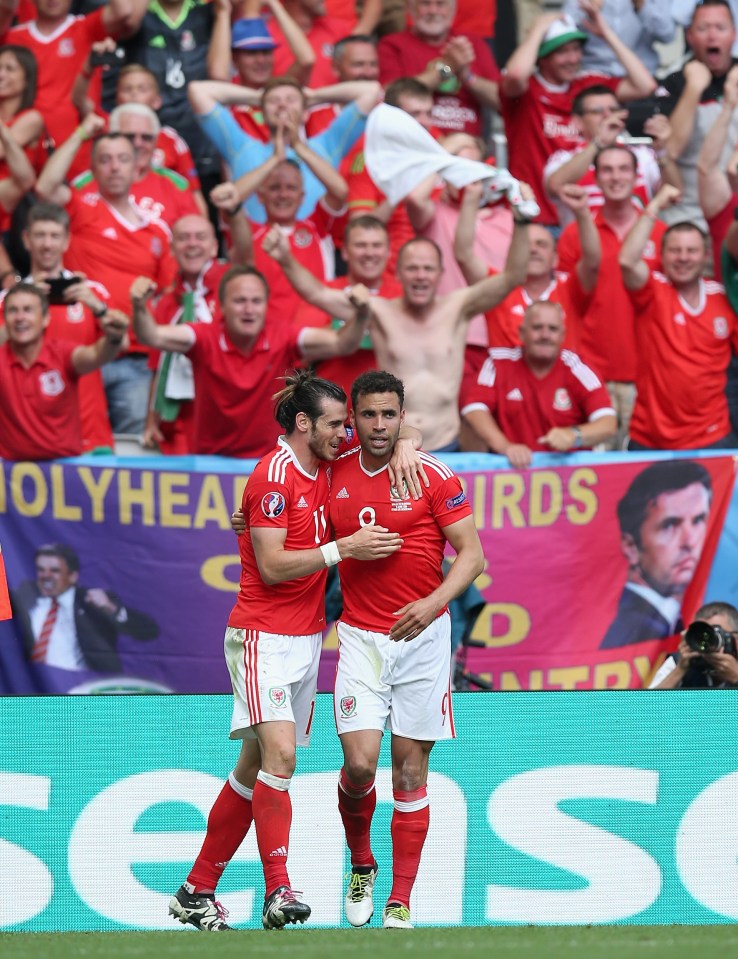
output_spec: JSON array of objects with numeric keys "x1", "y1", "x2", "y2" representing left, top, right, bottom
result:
[
  {"x1": 0, "y1": 282, "x2": 128, "y2": 461},
  {"x1": 500, "y1": 10, "x2": 656, "y2": 225},
  {"x1": 557, "y1": 144, "x2": 666, "y2": 450},
  {"x1": 7, "y1": 0, "x2": 147, "y2": 149},
  {"x1": 330, "y1": 369, "x2": 484, "y2": 930},
  {"x1": 294, "y1": 215, "x2": 401, "y2": 402},
  {"x1": 14, "y1": 202, "x2": 115, "y2": 452},
  {"x1": 116, "y1": 66, "x2": 203, "y2": 197},
  {"x1": 455, "y1": 181, "x2": 600, "y2": 354},
  {"x1": 267, "y1": 0, "x2": 354, "y2": 86},
  {"x1": 70, "y1": 103, "x2": 202, "y2": 228},
  {"x1": 131, "y1": 265, "x2": 376, "y2": 458},
  {"x1": 210, "y1": 121, "x2": 346, "y2": 327},
  {"x1": 378, "y1": 0, "x2": 500, "y2": 136},
  {"x1": 142, "y1": 215, "x2": 230, "y2": 456},
  {"x1": 168, "y1": 367, "x2": 413, "y2": 933},
  {"x1": 35, "y1": 119, "x2": 176, "y2": 435},
  {"x1": 620, "y1": 183, "x2": 738, "y2": 451},
  {"x1": 461, "y1": 300, "x2": 616, "y2": 468}
]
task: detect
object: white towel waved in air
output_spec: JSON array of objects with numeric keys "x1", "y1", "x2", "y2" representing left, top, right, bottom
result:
[{"x1": 364, "y1": 103, "x2": 540, "y2": 219}]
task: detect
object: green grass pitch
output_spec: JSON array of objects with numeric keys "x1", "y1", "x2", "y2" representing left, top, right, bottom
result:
[{"x1": 3, "y1": 926, "x2": 738, "y2": 959}]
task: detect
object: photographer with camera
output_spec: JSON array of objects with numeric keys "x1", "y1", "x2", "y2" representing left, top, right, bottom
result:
[{"x1": 649, "y1": 602, "x2": 738, "y2": 688}]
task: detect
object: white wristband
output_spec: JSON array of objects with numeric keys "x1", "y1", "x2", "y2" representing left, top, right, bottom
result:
[{"x1": 320, "y1": 541, "x2": 342, "y2": 567}]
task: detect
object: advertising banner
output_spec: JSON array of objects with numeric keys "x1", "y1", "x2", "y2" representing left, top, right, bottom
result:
[
  {"x1": 1, "y1": 692, "x2": 737, "y2": 930},
  {"x1": 0, "y1": 454, "x2": 735, "y2": 693}
]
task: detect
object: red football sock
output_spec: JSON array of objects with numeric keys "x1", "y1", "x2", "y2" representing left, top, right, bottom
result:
[
  {"x1": 337, "y1": 768, "x2": 376, "y2": 867},
  {"x1": 187, "y1": 777, "x2": 254, "y2": 893},
  {"x1": 388, "y1": 787, "x2": 430, "y2": 908},
  {"x1": 253, "y1": 771, "x2": 292, "y2": 896}
]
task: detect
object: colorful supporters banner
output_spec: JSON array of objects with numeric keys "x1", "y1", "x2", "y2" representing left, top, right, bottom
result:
[{"x1": 0, "y1": 454, "x2": 735, "y2": 694}]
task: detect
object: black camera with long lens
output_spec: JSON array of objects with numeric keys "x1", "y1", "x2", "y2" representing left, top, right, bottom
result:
[{"x1": 685, "y1": 621, "x2": 737, "y2": 657}]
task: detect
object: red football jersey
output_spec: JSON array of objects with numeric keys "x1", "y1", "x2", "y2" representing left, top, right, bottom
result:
[
  {"x1": 330, "y1": 447, "x2": 472, "y2": 632},
  {"x1": 9, "y1": 11, "x2": 109, "y2": 146},
  {"x1": 557, "y1": 207, "x2": 665, "y2": 382},
  {"x1": 268, "y1": 14, "x2": 354, "y2": 87},
  {"x1": 72, "y1": 167, "x2": 199, "y2": 228},
  {"x1": 500, "y1": 72, "x2": 619, "y2": 224},
  {"x1": 154, "y1": 127, "x2": 201, "y2": 192},
  {"x1": 627, "y1": 273, "x2": 738, "y2": 449},
  {"x1": 0, "y1": 338, "x2": 82, "y2": 460},
  {"x1": 0, "y1": 274, "x2": 112, "y2": 452},
  {"x1": 229, "y1": 437, "x2": 333, "y2": 634},
  {"x1": 543, "y1": 144, "x2": 659, "y2": 227},
  {"x1": 252, "y1": 214, "x2": 333, "y2": 327},
  {"x1": 186, "y1": 320, "x2": 302, "y2": 457},
  {"x1": 64, "y1": 191, "x2": 176, "y2": 342},
  {"x1": 460, "y1": 347, "x2": 615, "y2": 450},
  {"x1": 378, "y1": 30, "x2": 499, "y2": 136},
  {"x1": 484, "y1": 271, "x2": 590, "y2": 353}
]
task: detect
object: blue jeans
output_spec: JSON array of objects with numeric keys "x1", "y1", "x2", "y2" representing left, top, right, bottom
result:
[{"x1": 101, "y1": 355, "x2": 152, "y2": 435}]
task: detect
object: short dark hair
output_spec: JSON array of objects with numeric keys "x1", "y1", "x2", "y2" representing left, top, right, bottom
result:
[
  {"x1": 332, "y1": 33, "x2": 376, "y2": 64},
  {"x1": 694, "y1": 601, "x2": 738, "y2": 631},
  {"x1": 218, "y1": 265, "x2": 269, "y2": 302},
  {"x1": 35, "y1": 543, "x2": 80, "y2": 574},
  {"x1": 397, "y1": 235, "x2": 443, "y2": 268},
  {"x1": 90, "y1": 132, "x2": 135, "y2": 160},
  {"x1": 343, "y1": 215, "x2": 388, "y2": 244},
  {"x1": 261, "y1": 75, "x2": 306, "y2": 109},
  {"x1": 273, "y1": 369, "x2": 346, "y2": 433},
  {"x1": 4, "y1": 282, "x2": 49, "y2": 315},
  {"x1": 593, "y1": 144, "x2": 637, "y2": 173},
  {"x1": 617, "y1": 460, "x2": 713, "y2": 546},
  {"x1": 572, "y1": 84, "x2": 620, "y2": 116},
  {"x1": 26, "y1": 202, "x2": 70, "y2": 232},
  {"x1": 351, "y1": 370, "x2": 405, "y2": 411},
  {"x1": 662, "y1": 220, "x2": 708, "y2": 252},
  {"x1": 690, "y1": 0, "x2": 734, "y2": 26},
  {"x1": 385, "y1": 77, "x2": 433, "y2": 107}
]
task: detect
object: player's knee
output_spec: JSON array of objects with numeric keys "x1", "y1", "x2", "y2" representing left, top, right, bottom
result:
[
  {"x1": 392, "y1": 759, "x2": 424, "y2": 792},
  {"x1": 343, "y1": 754, "x2": 377, "y2": 785},
  {"x1": 261, "y1": 745, "x2": 297, "y2": 778}
]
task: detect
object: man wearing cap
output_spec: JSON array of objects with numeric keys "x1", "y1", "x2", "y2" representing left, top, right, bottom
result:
[
  {"x1": 208, "y1": 6, "x2": 315, "y2": 143},
  {"x1": 207, "y1": 1, "x2": 317, "y2": 143},
  {"x1": 500, "y1": 7, "x2": 656, "y2": 226}
]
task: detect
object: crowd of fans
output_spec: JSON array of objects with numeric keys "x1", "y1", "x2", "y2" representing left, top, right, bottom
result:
[{"x1": 1, "y1": 0, "x2": 738, "y2": 465}]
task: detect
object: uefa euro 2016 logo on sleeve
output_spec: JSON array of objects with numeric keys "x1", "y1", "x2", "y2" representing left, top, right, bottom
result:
[{"x1": 261, "y1": 492, "x2": 286, "y2": 518}]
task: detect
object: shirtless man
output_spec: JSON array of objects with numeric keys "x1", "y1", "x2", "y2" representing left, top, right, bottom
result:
[{"x1": 262, "y1": 192, "x2": 532, "y2": 450}]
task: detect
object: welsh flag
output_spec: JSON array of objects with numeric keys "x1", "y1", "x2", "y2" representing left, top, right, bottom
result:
[{"x1": 0, "y1": 543, "x2": 11, "y2": 621}]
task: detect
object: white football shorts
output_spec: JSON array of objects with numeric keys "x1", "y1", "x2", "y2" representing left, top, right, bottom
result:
[
  {"x1": 334, "y1": 612, "x2": 455, "y2": 741},
  {"x1": 225, "y1": 626, "x2": 322, "y2": 746}
]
